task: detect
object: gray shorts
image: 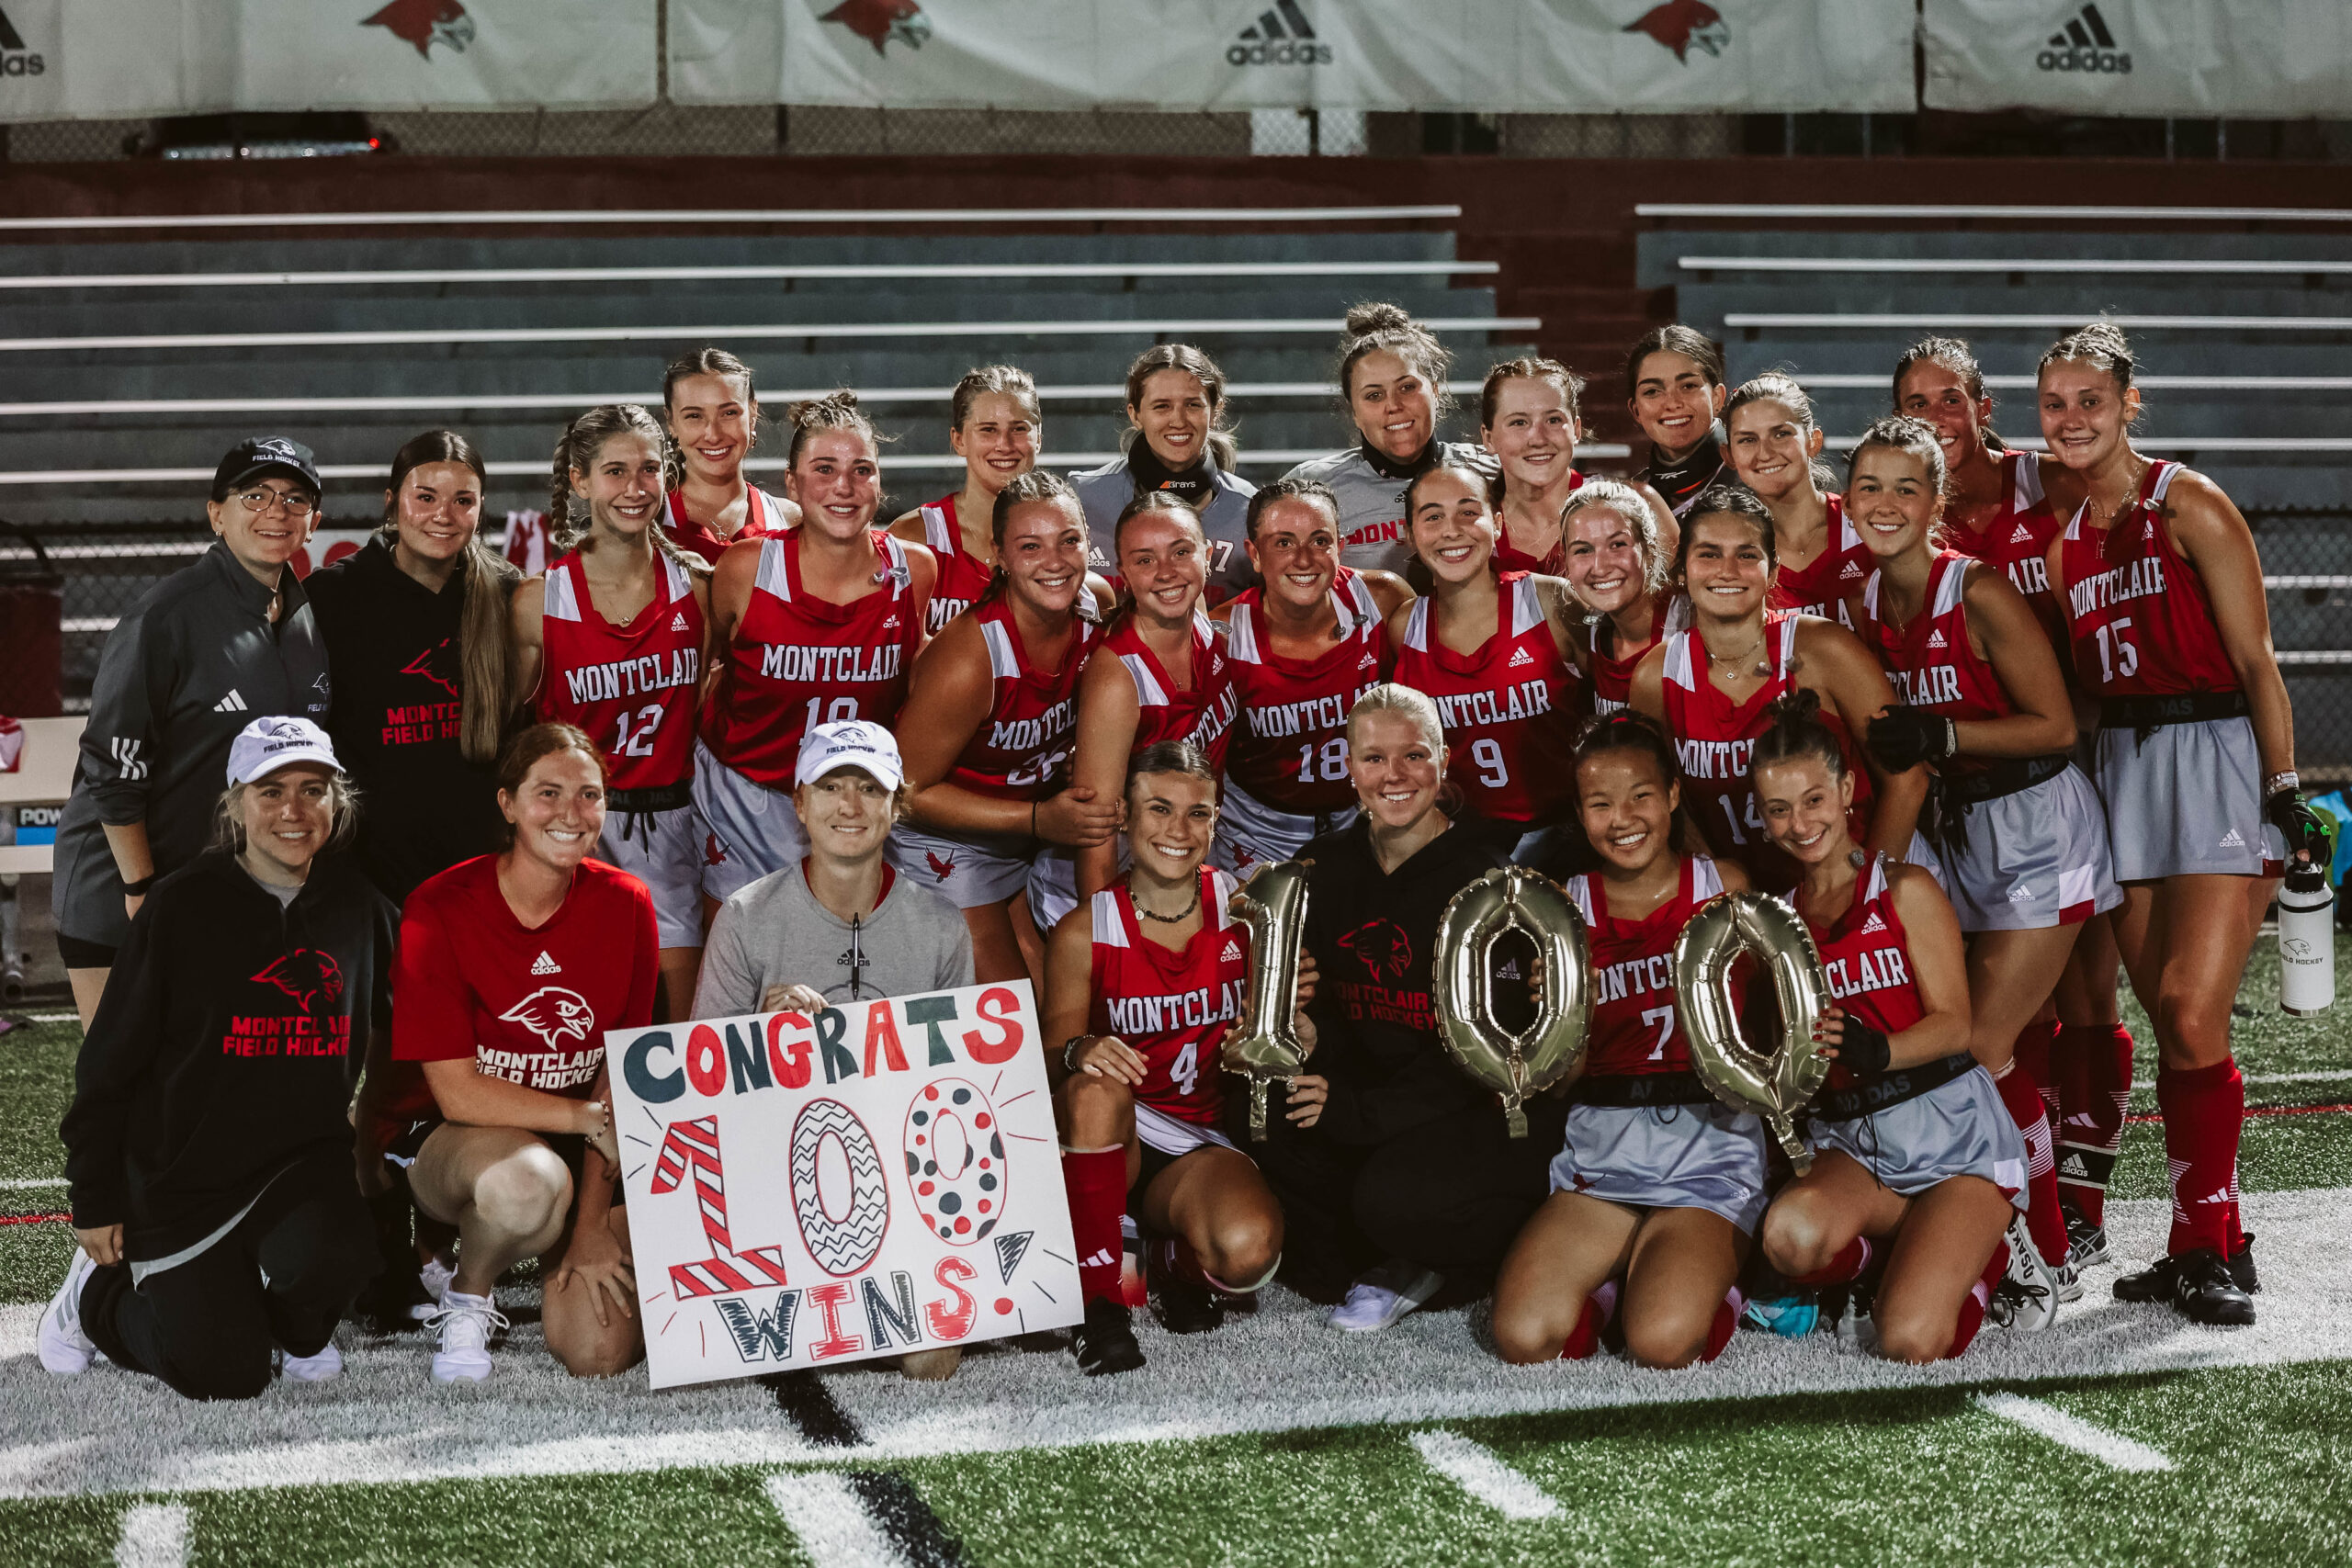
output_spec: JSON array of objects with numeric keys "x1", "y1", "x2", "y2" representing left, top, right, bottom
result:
[
  {"x1": 1550, "y1": 1100, "x2": 1771, "y2": 1235},
  {"x1": 887, "y1": 821, "x2": 1034, "y2": 909},
  {"x1": 692, "y1": 738, "x2": 809, "y2": 903},
  {"x1": 1209, "y1": 779, "x2": 1354, "y2": 873},
  {"x1": 595, "y1": 801, "x2": 706, "y2": 950},
  {"x1": 1943, "y1": 764, "x2": 2123, "y2": 932},
  {"x1": 1807, "y1": 1066, "x2": 2028, "y2": 1212},
  {"x1": 2095, "y1": 715, "x2": 2267, "y2": 882}
]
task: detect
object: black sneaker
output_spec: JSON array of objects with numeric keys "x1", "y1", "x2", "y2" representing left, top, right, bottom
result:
[
  {"x1": 1072, "y1": 1297, "x2": 1147, "y2": 1376},
  {"x1": 2059, "y1": 1198, "x2": 2109, "y2": 1270},
  {"x1": 2230, "y1": 1233, "x2": 2260, "y2": 1294},
  {"x1": 1148, "y1": 1243, "x2": 1225, "y2": 1337},
  {"x1": 2114, "y1": 1248, "x2": 2256, "y2": 1325}
]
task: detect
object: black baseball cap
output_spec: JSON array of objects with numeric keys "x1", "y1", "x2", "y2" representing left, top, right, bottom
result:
[{"x1": 211, "y1": 436, "x2": 322, "y2": 501}]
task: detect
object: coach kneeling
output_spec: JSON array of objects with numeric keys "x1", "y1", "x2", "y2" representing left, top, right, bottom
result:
[{"x1": 43, "y1": 718, "x2": 397, "y2": 1400}]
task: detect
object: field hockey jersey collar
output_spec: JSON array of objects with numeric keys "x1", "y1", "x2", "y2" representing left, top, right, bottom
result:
[
  {"x1": 545, "y1": 548, "x2": 694, "y2": 633},
  {"x1": 1095, "y1": 865, "x2": 1237, "y2": 981},
  {"x1": 2064, "y1": 459, "x2": 2181, "y2": 552},
  {"x1": 763, "y1": 528, "x2": 910, "y2": 625},
  {"x1": 1402, "y1": 572, "x2": 1547, "y2": 676},
  {"x1": 1662, "y1": 612, "x2": 1800, "y2": 725},
  {"x1": 1567, "y1": 853, "x2": 1723, "y2": 935},
  {"x1": 1226, "y1": 572, "x2": 1379, "y2": 671}
]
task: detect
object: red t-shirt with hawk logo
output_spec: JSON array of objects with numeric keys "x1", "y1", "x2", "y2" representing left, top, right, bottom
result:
[{"x1": 385, "y1": 854, "x2": 660, "y2": 1120}]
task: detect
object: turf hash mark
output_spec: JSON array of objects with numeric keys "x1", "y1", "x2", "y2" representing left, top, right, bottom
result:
[
  {"x1": 113, "y1": 1501, "x2": 189, "y2": 1567},
  {"x1": 1408, "y1": 1429, "x2": 1562, "y2": 1519},
  {"x1": 1973, "y1": 1392, "x2": 2174, "y2": 1472},
  {"x1": 764, "y1": 1470, "x2": 971, "y2": 1567}
]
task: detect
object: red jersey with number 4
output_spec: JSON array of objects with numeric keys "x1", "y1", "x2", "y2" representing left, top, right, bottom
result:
[
  {"x1": 1086, "y1": 866, "x2": 1248, "y2": 1127},
  {"x1": 1769, "y1": 494, "x2": 1867, "y2": 626},
  {"x1": 1858, "y1": 552, "x2": 2015, "y2": 778},
  {"x1": 1591, "y1": 593, "x2": 1690, "y2": 716},
  {"x1": 703, "y1": 530, "x2": 922, "y2": 786},
  {"x1": 1660, "y1": 613, "x2": 1873, "y2": 892},
  {"x1": 1224, "y1": 570, "x2": 1386, "y2": 814},
  {"x1": 383, "y1": 855, "x2": 659, "y2": 1121},
  {"x1": 1565, "y1": 854, "x2": 1725, "y2": 1077},
  {"x1": 663, "y1": 486, "x2": 786, "y2": 568},
  {"x1": 1392, "y1": 571, "x2": 1582, "y2": 826},
  {"x1": 919, "y1": 494, "x2": 997, "y2": 635},
  {"x1": 1945, "y1": 451, "x2": 2061, "y2": 638},
  {"x1": 2058, "y1": 460, "x2": 2239, "y2": 698},
  {"x1": 1107, "y1": 609, "x2": 1238, "y2": 773},
  {"x1": 537, "y1": 551, "x2": 702, "y2": 791},
  {"x1": 950, "y1": 599, "x2": 1099, "y2": 800},
  {"x1": 1801, "y1": 854, "x2": 1927, "y2": 1090}
]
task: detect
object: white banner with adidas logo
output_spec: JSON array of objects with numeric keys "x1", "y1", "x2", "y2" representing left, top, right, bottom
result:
[
  {"x1": 1922, "y1": 0, "x2": 2352, "y2": 117},
  {"x1": 671, "y1": 0, "x2": 1914, "y2": 114},
  {"x1": 605, "y1": 979, "x2": 1082, "y2": 1390}
]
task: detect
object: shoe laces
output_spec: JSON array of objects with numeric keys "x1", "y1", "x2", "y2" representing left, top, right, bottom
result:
[{"x1": 425, "y1": 1298, "x2": 510, "y2": 1348}]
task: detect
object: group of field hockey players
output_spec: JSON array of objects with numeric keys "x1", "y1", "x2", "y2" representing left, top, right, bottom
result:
[{"x1": 40, "y1": 302, "x2": 2324, "y2": 1400}]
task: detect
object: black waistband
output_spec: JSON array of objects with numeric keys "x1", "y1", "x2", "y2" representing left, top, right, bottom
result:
[
  {"x1": 1572, "y1": 1070, "x2": 1717, "y2": 1108},
  {"x1": 1948, "y1": 753, "x2": 2071, "y2": 806},
  {"x1": 1809, "y1": 1052, "x2": 1976, "y2": 1122},
  {"x1": 608, "y1": 782, "x2": 695, "y2": 814},
  {"x1": 2099, "y1": 691, "x2": 2247, "y2": 731}
]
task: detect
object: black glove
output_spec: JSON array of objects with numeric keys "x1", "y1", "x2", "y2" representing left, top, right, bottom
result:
[
  {"x1": 1866, "y1": 705, "x2": 1955, "y2": 773},
  {"x1": 2266, "y1": 787, "x2": 2335, "y2": 869},
  {"x1": 1831, "y1": 1012, "x2": 1892, "y2": 1077}
]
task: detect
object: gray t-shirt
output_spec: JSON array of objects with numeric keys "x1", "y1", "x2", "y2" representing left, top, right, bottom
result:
[{"x1": 691, "y1": 861, "x2": 975, "y2": 1019}]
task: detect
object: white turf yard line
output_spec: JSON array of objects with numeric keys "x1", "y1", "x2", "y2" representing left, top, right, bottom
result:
[
  {"x1": 2132, "y1": 1068, "x2": 2352, "y2": 1090},
  {"x1": 2, "y1": 1187, "x2": 2349, "y2": 1503},
  {"x1": 0, "y1": 1178, "x2": 66, "y2": 1189},
  {"x1": 1408, "y1": 1430, "x2": 1562, "y2": 1520},
  {"x1": 764, "y1": 1472, "x2": 911, "y2": 1568},
  {"x1": 1972, "y1": 1393, "x2": 2173, "y2": 1473},
  {"x1": 113, "y1": 1501, "x2": 189, "y2": 1568}
]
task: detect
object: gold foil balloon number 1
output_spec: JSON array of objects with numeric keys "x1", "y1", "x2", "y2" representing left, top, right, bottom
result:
[
  {"x1": 1220, "y1": 860, "x2": 1314, "y2": 1141},
  {"x1": 1671, "y1": 892, "x2": 1835, "y2": 1175},
  {"x1": 1430, "y1": 866, "x2": 1593, "y2": 1137}
]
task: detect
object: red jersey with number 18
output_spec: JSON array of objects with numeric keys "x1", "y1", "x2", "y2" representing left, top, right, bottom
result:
[
  {"x1": 2057, "y1": 460, "x2": 2240, "y2": 698},
  {"x1": 1391, "y1": 571, "x2": 1581, "y2": 826},
  {"x1": 537, "y1": 551, "x2": 701, "y2": 791},
  {"x1": 1086, "y1": 866, "x2": 1249, "y2": 1127},
  {"x1": 1564, "y1": 854, "x2": 1725, "y2": 1076},
  {"x1": 1222, "y1": 569, "x2": 1386, "y2": 814}
]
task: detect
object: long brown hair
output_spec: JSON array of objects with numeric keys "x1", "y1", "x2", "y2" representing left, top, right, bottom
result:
[
  {"x1": 382, "y1": 429, "x2": 520, "y2": 765},
  {"x1": 549, "y1": 404, "x2": 703, "y2": 578}
]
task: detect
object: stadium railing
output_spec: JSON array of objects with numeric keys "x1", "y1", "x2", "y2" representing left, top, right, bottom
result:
[
  {"x1": 0, "y1": 260, "x2": 1498, "y2": 293},
  {"x1": 0, "y1": 205, "x2": 1466, "y2": 234},
  {"x1": 1636, "y1": 204, "x2": 2352, "y2": 224},
  {"x1": 1680, "y1": 257, "x2": 2352, "y2": 276}
]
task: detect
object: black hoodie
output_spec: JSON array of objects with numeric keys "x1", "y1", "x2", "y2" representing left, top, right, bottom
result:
[
  {"x1": 62, "y1": 848, "x2": 398, "y2": 1260},
  {"x1": 1297, "y1": 814, "x2": 1511, "y2": 1145}
]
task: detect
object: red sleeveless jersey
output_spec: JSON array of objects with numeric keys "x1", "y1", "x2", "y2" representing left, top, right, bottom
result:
[
  {"x1": 1392, "y1": 571, "x2": 1582, "y2": 826},
  {"x1": 1086, "y1": 866, "x2": 1249, "y2": 1127},
  {"x1": 1491, "y1": 469, "x2": 1584, "y2": 576},
  {"x1": 1802, "y1": 855, "x2": 1928, "y2": 1090},
  {"x1": 1223, "y1": 570, "x2": 1386, "y2": 813},
  {"x1": 1945, "y1": 451, "x2": 2061, "y2": 638},
  {"x1": 1659, "y1": 613, "x2": 1873, "y2": 892},
  {"x1": 949, "y1": 599, "x2": 1099, "y2": 801},
  {"x1": 702, "y1": 530, "x2": 922, "y2": 786},
  {"x1": 1768, "y1": 494, "x2": 1867, "y2": 626},
  {"x1": 1858, "y1": 552, "x2": 2016, "y2": 777},
  {"x1": 1106, "y1": 609, "x2": 1238, "y2": 773},
  {"x1": 536, "y1": 551, "x2": 702, "y2": 792},
  {"x1": 2057, "y1": 460, "x2": 2240, "y2": 698},
  {"x1": 1565, "y1": 854, "x2": 1725, "y2": 1077},
  {"x1": 918, "y1": 494, "x2": 997, "y2": 636},
  {"x1": 662, "y1": 485, "x2": 786, "y2": 568},
  {"x1": 1590, "y1": 592, "x2": 1690, "y2": 716}
]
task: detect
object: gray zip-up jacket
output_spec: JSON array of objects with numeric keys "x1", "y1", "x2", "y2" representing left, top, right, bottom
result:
[
  {"x1": 1069, "y1": 453, "x2": 1259, "y2": 603},
  {"x1": 52, "y1": 542, "x2": 331, "y2": 947}
]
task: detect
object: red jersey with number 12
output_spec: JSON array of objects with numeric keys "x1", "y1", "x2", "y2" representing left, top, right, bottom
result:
[
  {"x1": 1565, "y1": 854, "x2": 1724, "y2": 1077},
  {"x1": 1223, "y1": 570, "x2": 1386, "y2": 814},
  {"x1": 1086, "y1": 866, "x2": 1249, "y2": 1127},
  {"x1": 1392, "y1": 571, "x2": 1580, "y2": 826},
  {"x1": 2057, "y1": 460, "x2": 2239, "y2": 698},
  {"x1": 919, "y1": 494, "x2": 997, "y2": 635},
  {"x1": 537, "y1": 551, "x2": 701, "y2": 791}
]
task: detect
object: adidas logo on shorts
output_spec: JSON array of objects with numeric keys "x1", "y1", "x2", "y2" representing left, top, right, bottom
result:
[
  {"x1": 2219, "y1": 828, "x2": 2246, "y2": 849},
  {"x1": 531, "y1": 951, "x2": 561, "y2": 975},
  {"x1": 1927, "y1": 629, "x2": 1947, "y2": 649},
  {"x1": 2008, "y1": 885, "x2": 2036, "y2": 901},
  {"x1": 1860, "y1": 911, "x2": 1888, "y2": 934},
  {"x1": 1508, "y1": 647, "x2": 1535, "y2": 668}
]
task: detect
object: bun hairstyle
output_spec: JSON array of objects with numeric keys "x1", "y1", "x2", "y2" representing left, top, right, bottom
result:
[
  {"x1": 785, "y1": 389, "x2": 888, "y2": 468},
  {"x1": 979, "y1": 468, "x2": 1094, "y2": 618},
  {"x1": 1243, "y1": 475, "x2": 1341, "y2": 539},
  {"x1": 1560, "y1": 477, "x2": 1670, "y2": 597},
  {"x1": 1751, "y1": 688, "x2": 1849, "y2": 780},
  {"x1": 1847, "y1": 413, "x2": 1950, "y2": 502},
  {"x1": 549, "y1": 403, "x2": 702, "y2": 576},
  {"x1": 1623, "y1": 323, "x2": 1726, "y2": 400},
  {"x1": 1122, "y1": 344, "x2": 1238, "y2": 471},
  {"x1": 493, "y1": 720, "x2": 607, "y2": 846},
  {"x1": 1573, "y1": 708, "x2": 1680, "y2": 785},
  {"x1": 1479, "y1": 355, "x2": 1585, "y2": 428},
  {"x1": 1672, "y1": 481, "x2": 1778, "y2": 581},
  {"x1": 1336, "y1": 301, "x2": 1453, "y2": 416},
  {"x1": 951, "y1": 363, "x2": 1043, "y2": 434},
  {"x1": 1125, "y1": 738, "x2": 1217, "y2": 800},
  {"x1": 2040, "y1": 320, "x2": 2140, "y2": 403},
  {"x1": 383, "y1": 428, "x2": 518, "y2": 765}
]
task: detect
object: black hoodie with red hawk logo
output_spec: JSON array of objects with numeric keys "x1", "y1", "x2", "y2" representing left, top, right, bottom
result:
[{"x1": 62, "y1": 848, "x2": 398, "y2": 1261}]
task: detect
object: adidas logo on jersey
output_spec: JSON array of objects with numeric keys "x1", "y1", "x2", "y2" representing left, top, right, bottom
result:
[
  {"x1": 530, "y1": 951, "x2": 562, "y2": 975},
  {"x1": 2010, "y1": 524, "x2": 2036, "y2": 545},
  {"x1": 212, "y1": 689, "x2": 249, "y2": 713},
  {"x1": 883, "y1": 615, "x2": 901, "y2": 630},
  {"x1": 1220, "y1": 939, "x2": 1242, "y2": 964},
  {"x1": 1080, "y1": 1248, "x2": 1119, "y2": 1269},
  {"x1": 670, "y1": 612, "x2": 688, "y2": 633},
  {"x1": 1927, "y1": 628, "x2": 1947, "y2": 649},
  {"x1": 1839, "y1": 560, "x2": 1865, "y2": 581},
  {"x1": 1507, "y1": 647, "x2": 1535, "y2": 669},
  {"x1": 2219, "y1": 828, "x2": 2246, "y2": 849},
  {"x1": 1860, "y1": 910, "x2": 1888, "y2": 934}
]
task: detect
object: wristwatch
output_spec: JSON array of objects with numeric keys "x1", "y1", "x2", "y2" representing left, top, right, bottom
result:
[{"x1": 1062, "y1": 1034, "x2": 1087, "y2": 1074}]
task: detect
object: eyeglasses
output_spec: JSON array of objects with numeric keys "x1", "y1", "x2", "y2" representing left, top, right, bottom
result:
[{"x1": 231, "y1": 489, "x2": 318, "y2": 517}]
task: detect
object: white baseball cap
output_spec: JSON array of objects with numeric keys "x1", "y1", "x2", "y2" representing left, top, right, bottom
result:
[
  {"x1": 225, "y1": 716, "x2": 342, "y2": 786},
  {"x1": 795, "y1": 719, "x2": 904, "y2": 791}
]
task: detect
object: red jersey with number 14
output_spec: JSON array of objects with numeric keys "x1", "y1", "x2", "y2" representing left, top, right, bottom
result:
[
  {"x1": 537, "y1": 551, "x2": 701, "y2": 791},
  {"x1": 919, "y1": 494, "x2": 997, "y2": 635},
  {"x1": 1565, "y1": 854, "x2": 1725, "y2": 1077},
  {"x1": 1769, "y1": 494, "x2": 1867, "y2": 626},
  {"x1": 1392, "y1": 571, "x2": 1581, "y2": 826},
  {"x1": 1086, "y1": 866, "x2": 1249, "y2": 1127},
  {"x1": 2057, "y1": 460, "x2": 2239, "y2": 698},
  {"x1": 950, "y1": 599, "x2": 1099, "y2": 800},
  {"x1": 1223, "y1": 570, "x2": 1386, "y2": 814},
  {"x1": 1801, "y1": 854, "x2": 1927, "y2": 1091}
]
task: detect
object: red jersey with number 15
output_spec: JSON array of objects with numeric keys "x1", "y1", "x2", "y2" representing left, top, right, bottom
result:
[
  {"x1": 950, "y1": 598, "x2": 1099, "y2": 800},
  {"x1": 1392, "y1": 571, "x2": 1581, "y2": 826},
  {"x1": 1565, "y1": 854, "x2": 1725, "y2": 1077},
  {"x1": 919, "y1": 494, "x2": 997, "y2": 635},
  {"x1": 1223, "y1": 570, "x2": 1386, "y2": 814},
  {"x1": 1086, "y1": 866, "x2": 1249, "y2": 1127},
  {"x1": 1800, "y1": 854, "x2": 1927, "y2": 1091},
  {"x1": 2057, "y1": 460, "x2": 2239, "y2": 698},
  {"x1": 537, "y1": 551, "x2": 701, "y2": 791},
  {"x1": 702, "y1": 529, "x2": 923, "y2": 787}
]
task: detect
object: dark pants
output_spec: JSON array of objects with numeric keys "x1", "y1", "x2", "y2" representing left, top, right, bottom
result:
[
  {"x1": 81, "y1": 1181, "x2": 380, "y2": 1401},
  {"x1": 1238, "y1": 1090, "x2": 1567, "y2": 1302}
]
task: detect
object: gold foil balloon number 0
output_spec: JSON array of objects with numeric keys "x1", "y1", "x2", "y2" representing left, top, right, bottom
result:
[
  {"x1": 1431, "y1": 866, "x2": 1593, "y2": 1137},
  {"x1": 1220, "y1": 859, "x2": 1313, "y2": 1141},
  {"x1": 1671, "y1": 892, "x2": 1834, "y2": 1175}
]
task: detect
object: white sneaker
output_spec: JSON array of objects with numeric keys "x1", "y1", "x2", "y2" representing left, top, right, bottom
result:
[
  {"x1": 425, "y1": 1289, "x2": 507, "y2": 1383},
  {"x1": 1993, "y1": 1213, "x2": 2061, "y2": 1332},
  {"x1": 1329, "y1": 1260, "x2": 1443, "y2": 1333},
  {"x1": 38, "y1": 1250, "x2": 100, "y2": 1375},
  {"x1": 410, "y1": 1258, "x2": 456, "y2": 1324},
  {"x1": 280, "y1": 1342, "x2": 344, "y2": 1382},
  {"x1": 2052, "y1": 1257, "x2": 2085, "y2": 1304}
]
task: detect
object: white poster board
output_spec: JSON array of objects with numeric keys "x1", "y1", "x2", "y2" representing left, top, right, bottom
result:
[{"x1": 607, "y1": 981, "x2": 1081, "y2": 1390}]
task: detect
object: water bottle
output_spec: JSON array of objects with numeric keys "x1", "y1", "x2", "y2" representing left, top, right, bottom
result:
[{"x1": 2278, "y1": 864, "x2": 2335, "y2": 1017}]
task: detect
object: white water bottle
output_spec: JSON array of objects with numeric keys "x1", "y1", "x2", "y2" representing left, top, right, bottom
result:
[{"x1": 2278, "y1": 865, "x2": 2335, "y2": 1016}]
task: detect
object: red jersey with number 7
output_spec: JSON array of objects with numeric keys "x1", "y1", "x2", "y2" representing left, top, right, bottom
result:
[
  {"x1": 1085, "y1": 866, "x2": 1249, "y2": 1127},
  {"x1": 1565, "y1": 854, "x2": 1724, "y2": 1077},
  {"x1": 1391, "y1": 571, "x2": 1581, "y2": 826},
  {"x1": 537, "y1": 550, "x2": 702, "y2": 791},
  {"x1": 1222, "y1": 569, "x2": 1386, "y2": 814},
  {"x1": 2056, "y1": 459, "x2": 2239, "y2": 697}
]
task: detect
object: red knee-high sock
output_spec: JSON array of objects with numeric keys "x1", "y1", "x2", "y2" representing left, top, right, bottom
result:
[
  {"x1": 2014, "y1": 1017, "x2": 2060, "y2": 1124},
  {"x1": 1561, "y1": 1280, "x2": 1620, "y2": 1361},
  {"x1": 1702, "y1": 1288, "x2": 1747, "y2": 1363},
  {"x1": 1995, "y1": 1062, "x2": 2069, "y2": 1267},
  {"x1": 1789, "y1": 1235, "x2": 1873, "y2": 1289},
  {"x1": 1062, "y1": 1147, "x2": 1130, "y2": 1305},
  {"x1": 2157, "y1": 1057, "x2": 2245, "y2": 1258},
  {"x1": 2055, "y1": 1022, "x2": 2134, "y2": 1224},
  {"x1": 1947, "y1": 1240, "x2": 2008, "y2": 1359}
]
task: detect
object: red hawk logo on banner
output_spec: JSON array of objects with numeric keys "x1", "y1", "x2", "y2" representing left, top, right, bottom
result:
[
  {"x1": 1624, "y1": 0, "x2": 1729, "y2": 62},
  {"x1": 364, "y1": 0, "x2": 476, "y2": 60},
  {"x1": 821, "y1": 0, "x2": 933, "y2": 55}
]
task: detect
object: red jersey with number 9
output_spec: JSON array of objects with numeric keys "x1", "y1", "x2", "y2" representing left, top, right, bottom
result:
[
  {"x1": 1085, "y1": 866, "x2": 1249, "y2": 1127},
  {"x1": 537, "y1": 550, "x2": 702, "y2": 791},
  {"x1": 1802, "y1": 854, "x2": 1928, "y2": 1090},
  {"x1": 2056, "y1": 460, "x2": 2240, "y2": 698},
  {"x1": 1391, "y1": 571, "x2": 1582, "y2": 826},
  {"x1": 1222, "y1": 569, "x2": 1386, "y2": 814},
  {"x1": 1565, "y1": 854, "x2": 1724, "y2": 1077},
  {"x1": 702, "y1": 529, "x2": 923, "y2": 787}
]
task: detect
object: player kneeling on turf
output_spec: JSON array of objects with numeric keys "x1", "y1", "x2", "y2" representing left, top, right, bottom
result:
[
  {"x1": 1046, "y1": 740, "x2": 1289, "y2": 1375},
  {"x1": 46, "y1": 718, "x2": 397, "y2": 1398},
  {"x1": 1492, "y1": 714, "x2": 1758, "y2": 1367}
]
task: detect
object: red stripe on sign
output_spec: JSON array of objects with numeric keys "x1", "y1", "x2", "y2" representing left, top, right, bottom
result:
[
  {"x1": 0, "y1": 1212, "x2": 70, "y2": 1225},
  {"x1": 2126, "y1": 1101, "x2": 2352, "y2": 1124}
]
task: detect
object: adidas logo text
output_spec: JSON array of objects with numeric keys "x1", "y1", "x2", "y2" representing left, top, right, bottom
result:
[
  {"x1": 2219, "y1": 829, "x2": 2245, "y2": 849},
  {"x1": 1227, "y1": 0, "x2": 1331, "y2": 65},
  {"x1": 2008, "y1": 885, "x2": 2036, "y2": 901},
  {"x1": 2037, "y1": 3, "x2": 2130, "y2": 73},
  {"x1": 670, "y1": 612, "x2": 689, "y2": 632},
  {"x1": 1220, "y1": 939, "x2": 1243, "y2": 964},
  {"x1": 1927, "y1": 629, "x2": 1947, "y2": 649},
  {"x1": 1507, "y1": 647, "x2": 1535, "y2": 668},
  {"x1": 531, "y1": 951, "x2": 561, "y2": 975},
  {"x1": 213, "y1": 690, "x2": 249, "y2": 713},
  {"x1": 2010, "y1": 524, "x2": 2036, "y2": 544},
  {"x1": 1860, "y1": 911, "x2": 1888, "y2": 934}
]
